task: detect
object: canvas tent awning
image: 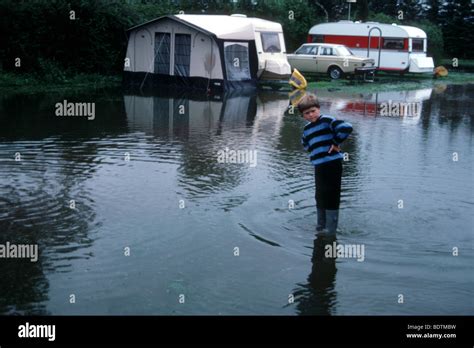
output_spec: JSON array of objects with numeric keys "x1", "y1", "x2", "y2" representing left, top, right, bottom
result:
[
  {"x1": 175, "y1": 15, "x2": 255, "y2": 40},
  {"x1": 127, "y1": 15, "x2": 256, "y2": 41}
]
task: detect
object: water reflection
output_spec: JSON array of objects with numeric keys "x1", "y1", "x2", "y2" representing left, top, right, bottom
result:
[
  {"x1": 0, "y1": 92, "x2": 116, "y2": 314},
  {"x1": 316, "y1": 88, "x2": 432, "y2": 120},
  {"x1": 315, "y1": 85, "x2": 473, "y2": 133},
  {"x1": 123, "y1": 90, "x2": 290, "y2": 201},
  {"x1": 293, "y1": 235, "x2": 337, "y2": 315},
  {"x1": 0, "y1": 83, "x2": 472, "y2": 315},
  {"x1": 0, "y1": 90, "x2": 128, "y2": 139},
  {"x1": 0, "y1": 150, "x2": 98, "y2": 314}
]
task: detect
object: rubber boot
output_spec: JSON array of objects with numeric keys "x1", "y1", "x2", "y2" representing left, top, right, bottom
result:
[
  {"x1": 325, "y1": 209, "x2": 339, "y2": 234},
  {"x1": 316, "y1": 208, "x2": 326, "y2": 232}
]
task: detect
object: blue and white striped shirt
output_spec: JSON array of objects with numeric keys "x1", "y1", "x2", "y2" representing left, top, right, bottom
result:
[{"x1": 301, "y1": 115, "x2": 353, "y2": 167}]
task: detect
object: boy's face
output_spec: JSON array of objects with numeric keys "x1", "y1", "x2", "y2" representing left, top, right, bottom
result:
[{"x1": 302, "y1": 107, "x2": 320, "y2": 123}]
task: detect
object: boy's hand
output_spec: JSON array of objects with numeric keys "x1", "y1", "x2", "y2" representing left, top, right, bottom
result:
[{"x1": 328, "y1": 144, "x2": 341, "y2": 154}]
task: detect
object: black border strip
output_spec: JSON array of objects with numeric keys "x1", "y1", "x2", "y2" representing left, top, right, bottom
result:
[{"x1": 0, "y1": 315, "x2": 472, "y2": 345}]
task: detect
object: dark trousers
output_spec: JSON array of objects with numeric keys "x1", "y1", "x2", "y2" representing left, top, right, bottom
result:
[{"x1": 314, "y1": 159, "x2": 342, "y2": 210}]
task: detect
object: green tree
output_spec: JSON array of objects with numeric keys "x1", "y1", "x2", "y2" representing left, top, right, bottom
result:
[
  {"x1": 367, "y1": 11, "x2": 400, "y2": 25},
  {"x1": 310, "y1": 0, "x2": 346, "y2": 21},
  {"x1": 397, "y1": 0, "x2": 423, "y2": 21},
  {"x1": 0, "y1": 0, "x2": 152, "y2": 75},
  {"x1": 356, "y1": 0, "x2": 369, "y2": 22},
  {"x1": 368, "y1": 0, "x2": 398, "y2": 18},
  {"x1": 425, "y1": 0, "x2": 440, "y2": 23},
  {"x1": 439, "y1": 0, "x2": 474, "y2": 58}
]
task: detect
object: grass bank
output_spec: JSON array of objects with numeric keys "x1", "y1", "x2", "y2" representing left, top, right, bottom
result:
[
  {"x1": 439, "y1": 59, "x2": 474, "y2": 72},
  {"x1": 0, "y1": 72, "x2": 122, "y2": 95},
  {"x1": 2, "y1": 70, "x2": 474, "y2": 96},
  {"x1": 305, "y1": 71, "x2": 474, "y2": 94}
]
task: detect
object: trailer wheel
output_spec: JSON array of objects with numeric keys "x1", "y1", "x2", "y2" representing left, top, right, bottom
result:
[{"x1": 328, "y1": 66, "x2": 344, "y2": 80}]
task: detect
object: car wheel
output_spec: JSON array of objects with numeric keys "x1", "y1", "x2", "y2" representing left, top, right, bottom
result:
[{"x1": 328, "y1": 66, "x2": 343, "y2": 80}]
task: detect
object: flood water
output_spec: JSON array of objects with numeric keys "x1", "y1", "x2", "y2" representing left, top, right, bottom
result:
[{"x1": 0, "y1": 83, "x2": 472, "y2": 315}]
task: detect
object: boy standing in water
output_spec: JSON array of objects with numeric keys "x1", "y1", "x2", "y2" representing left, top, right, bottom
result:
[{"x1": 298, "y1": 94, "x2": 352, "y2": 234}]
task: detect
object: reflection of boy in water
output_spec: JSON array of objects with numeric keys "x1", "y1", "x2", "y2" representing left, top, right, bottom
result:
[
  {"x1": 294, "y1": 235, "x2": 337, "y2": 315},
  {"x1": 299, "y1": 94, "x2": 352, "y2": 234}
]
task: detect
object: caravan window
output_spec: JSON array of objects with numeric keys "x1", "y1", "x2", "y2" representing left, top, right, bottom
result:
[
  {"x1": 311, "y1": 35, "x2": 324, "y2": 43},
  {"x1": 412, "y1": 39, "x2": 424, "y2": 51},
  {"x1": 261, "y1": 32, "x2": 281, "y2": 53},
  {"x1": 174, "y1": 34, "x2": 191, "y2": 76},
  {"x1": 154, "y1": 33, "x2": 171, "y2": 74},
  {"x1": 224, "y1": 42, "x2": 251, "y2": 81},
  {"x1": 383, "y1": 38, "x2": 405, "y2": 50}
]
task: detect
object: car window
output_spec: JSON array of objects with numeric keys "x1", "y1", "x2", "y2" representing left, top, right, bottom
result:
[
  {"x1": 320, "y1": 47, "x2": 335, "y2": 56},
  {"x1": 295, "y1": 45, "x2": 311, "y2": 54},
  {"x1": 295, "y1": 45, "x2": 318, "y2": 55},
  {"x1": 336, "y1": 46, "x2": 353, "y2": 56}
]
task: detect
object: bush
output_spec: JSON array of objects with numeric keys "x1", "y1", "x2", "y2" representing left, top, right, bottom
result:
[
  {"x1": 367, "y1": 12, "x2": 401, "y2": 25},
  {"x1": 0, "y1": 0, "x2": 144, "y2": 75},
  {"x1": 35, "y1": 58, "x2": 68, "y2": 83}
]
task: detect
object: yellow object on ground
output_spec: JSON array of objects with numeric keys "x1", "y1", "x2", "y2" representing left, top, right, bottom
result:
[
  {"x1": 289, "y1": 88, "x2": 307, "y2": 107},
  {"x1": 434, "y1": 66, "x2": 448, "y2": 77},
  {"x1": 289, "y1": 69, "x2": 308, "y2": 89}
]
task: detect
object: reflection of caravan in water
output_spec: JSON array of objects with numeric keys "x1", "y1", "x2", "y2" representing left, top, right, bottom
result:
[
  {"x1": 123, "y1": 91, "x2": 288, "y2": 140},
  {"x1": 124, "y1": 14, "x2": 291, "y2": 91},
  {"x1": 308, "y1": 21, "x2": 434, "y2": 73},
  {"x1": 123, "y1": 91, "x2": 289, "y2": 194},
  {"x1": 316, "y1": 88, "x2": 432, "y2": 120}
]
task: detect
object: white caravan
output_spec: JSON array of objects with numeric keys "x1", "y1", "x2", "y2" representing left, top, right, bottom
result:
[
  {"x1": 177, "y1": 14, "x2": 291, "y2": 81},
  {"x1": 308, "y1": 21, "x2": 434, "y2": 73}
]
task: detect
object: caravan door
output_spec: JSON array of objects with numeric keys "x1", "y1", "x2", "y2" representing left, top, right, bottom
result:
[
  {"x1": 255, "y1": 31, "x2": 282, "y2": 70},
  {"x1": 223, "y1": 42, "x2": 251, "y2": 81}
]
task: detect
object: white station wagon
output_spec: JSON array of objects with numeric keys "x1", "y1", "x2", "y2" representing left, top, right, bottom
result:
[{"x1": 287, "y1": 43, "x2": 376, "y2": 79}]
